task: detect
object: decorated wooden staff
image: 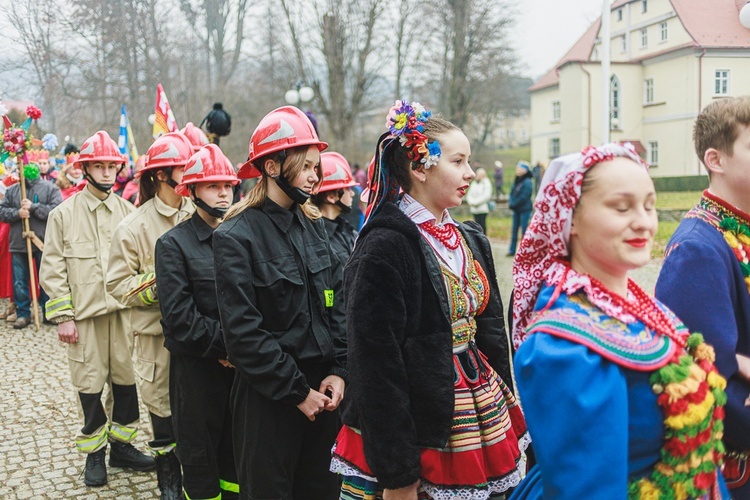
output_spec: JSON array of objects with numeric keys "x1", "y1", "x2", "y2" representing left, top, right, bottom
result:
[{"x1": 1, "y1": 104, "x2": 44, "y2": 330}]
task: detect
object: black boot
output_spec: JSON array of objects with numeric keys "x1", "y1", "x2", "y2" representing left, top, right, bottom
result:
[
  {"x1": 155, "y1": 451, "x2": 183, "y2": 500},
  {"x1": 83, "y1": 446, "x2": 107, "y2": 487},
  {"x1": 109, "y1": 440, "x2": 157, "y2": 471}
]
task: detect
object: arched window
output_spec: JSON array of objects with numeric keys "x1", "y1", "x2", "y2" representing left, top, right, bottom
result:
[{"x1": 610, "y1": 75, "x2": 621, "y2": 128}]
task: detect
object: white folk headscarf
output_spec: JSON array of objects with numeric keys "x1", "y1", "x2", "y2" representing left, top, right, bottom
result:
[{"x1": 511, "y1": 143, "x2": 649, "y2": 348}]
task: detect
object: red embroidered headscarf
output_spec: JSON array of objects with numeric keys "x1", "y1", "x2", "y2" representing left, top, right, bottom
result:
[{"x1": 511, "y1": 143, "x2": 649, "y2": 348}]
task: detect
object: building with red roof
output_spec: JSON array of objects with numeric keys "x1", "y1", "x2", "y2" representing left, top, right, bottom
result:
[{"x1": 529, "y1": 0, "x2": 750, "y2": 176}]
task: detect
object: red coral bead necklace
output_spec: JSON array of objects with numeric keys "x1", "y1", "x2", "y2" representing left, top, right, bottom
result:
[{"x1": 418, "y1": 220, "x2": 461, "y2": 250}]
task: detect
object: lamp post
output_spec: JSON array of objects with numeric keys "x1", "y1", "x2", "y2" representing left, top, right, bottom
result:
[
  {"x1": 601, "y1": 0, "x2": 611, "y2": 145},
  {"x1": 740, "y1": 1, "x2": 750, "y2": 29},
  {"x1": 284, "y1": 84, "x2": 315, "y2": 106}
]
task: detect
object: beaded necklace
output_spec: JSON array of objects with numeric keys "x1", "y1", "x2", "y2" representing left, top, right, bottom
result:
[
  {"x1": 689, "y1": 191, "x2": 750, "y2": 294},
  {"x1": 418, "y1": 220, "x2": 460, "y2": 250},
  {"x1": 556, "y1": 264, "x2": 726, "y2": 499},
  {"x1": 586, "y1": 274, "x2": 679, "y2": 345}
]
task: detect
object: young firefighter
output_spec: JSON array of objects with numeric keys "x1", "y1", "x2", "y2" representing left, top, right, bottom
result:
[
  {"x1": 213, "y1": 106, "x2": 346, "y2": 498},
  {"x1": 310, "y1": 151, "x2": 359, "y2": 269},
  {"x1": 40, "y1": 131, "x2": 155, "y2": 487},
  {"x1": 156, "y1": 144, "x2": 239, "y2": 500},
  {"x1": 106, "y1": 131, "x2": 195, "y2": 499}
]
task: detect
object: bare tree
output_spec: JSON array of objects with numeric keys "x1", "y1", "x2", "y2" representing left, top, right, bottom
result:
[
  {"x1": 278, "y1": 0, "x2": 386, "y2": 153},
  {"x1": 5, "y1": 0, "x2": 73, "y2": 132},
  {"x1": 428, "y1": 0, "x2": 515, "y2": 127},
  {"x1": 179, "y1": 0, "x2": 249, "y2": 96}
]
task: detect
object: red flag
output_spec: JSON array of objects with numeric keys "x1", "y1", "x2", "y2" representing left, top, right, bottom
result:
[{"x1": 153, "y1": 83, "x2": 178, "y2": 140}]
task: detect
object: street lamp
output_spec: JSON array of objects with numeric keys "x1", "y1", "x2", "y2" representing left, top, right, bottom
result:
[
  {"x1": 740, "y1": 1, "x2": 750, "y2": 29},
  {"x1": 284, "y1": 84, "x2": 315, "y2": 106}
]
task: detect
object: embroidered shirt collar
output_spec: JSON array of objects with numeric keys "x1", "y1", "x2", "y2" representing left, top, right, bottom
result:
[{"x1": 398, "y1": 193, "x2": 457, "y2": 227}]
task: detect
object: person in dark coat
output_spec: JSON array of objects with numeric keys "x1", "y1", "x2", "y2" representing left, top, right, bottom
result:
[
  {"x1": 507, "y1": 161, "x2": 533, "y2": 256},
  {"x1": 330, "y1": 100, "x2": 528, "y2": 499},
  {"x1": 213, "y1": 106, "x2": 346, "y2": 499},
  {"x1": 0, "y1": 163, "x2": 62, "y2": 328},
  {"x1": 310, "y1": 151, "x2": 358, "y2": 269},
  {"x1": 156, "y1": 144, "x2": 240, "y2": 499}
]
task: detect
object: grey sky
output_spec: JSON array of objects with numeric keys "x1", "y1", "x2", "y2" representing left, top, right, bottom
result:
[{"x1": 510, "y1": 0, "x2": 604, "y2": 81}]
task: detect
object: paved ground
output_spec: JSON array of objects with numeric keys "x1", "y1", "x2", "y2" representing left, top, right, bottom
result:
[{"x1": 0, "y1": 242, "x2": 665, "y2": 499}]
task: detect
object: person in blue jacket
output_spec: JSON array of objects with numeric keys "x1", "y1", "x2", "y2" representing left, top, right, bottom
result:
[
  {"x1": 656, "y1": 96, "x2": 750, "y2": 496},
  {"x1": 510, "y1": 143, "x2": 728, "y2": 499},
  {"x1": 507, "y1": 160, "x2": 533, "y2": 256}
]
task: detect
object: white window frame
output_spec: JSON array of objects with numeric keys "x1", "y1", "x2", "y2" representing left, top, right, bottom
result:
[
  {"x1": 550, "y1": 138, "x2": 560, "y2": 158},
  {"x1": 660, "y1": 21, "x2": 668, "y2": 42},
  {"x1": 714, "y1": 70, "x2": 730, "y2": 95},
  {"x1": 648, "y1": 141, "x2": 659, "y2": 166},
  {"x1": 621, "y1": 35, "x2": 627, "y2": 53},
  {"x1": 644, "y1": 78, "x2": 654, "y2": 104},
  {"x1": 610, "y1": 75, "x2": 621, "y2": 127},
  {"x1": 642, "y1": 0, "x2": 648, "y2": 13},
  {"x1": 640, "y1": 28, "x2": 648, "y2": 48},
  {"x1": 551, "y1": 100, "x2": 561, "y2": 122}
]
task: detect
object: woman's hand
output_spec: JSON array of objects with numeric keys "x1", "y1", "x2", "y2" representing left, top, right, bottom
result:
[
  {"x1": 383, "y1": 480, "x2": 420, "y2": 500},
  {"x1": 319, "y1": 375, "x2": 345, "y2": 410},
  {"x1": 296, "y1": 388, "x2": 333, "y2": 421}
]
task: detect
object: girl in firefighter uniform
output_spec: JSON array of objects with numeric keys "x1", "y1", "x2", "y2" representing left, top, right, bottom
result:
[
  {"x1": 40, "y1": 131, "x2": 154, "y2": 487},
  {"x1": 106, "y1": 131, "x2": 195, "y2": 499},
  {"x1": 213, "y1": 106, "x2": 346, "y2": 499},
  {"x1": 155, "y1": 144, "x2": 239, "y2": 500}
]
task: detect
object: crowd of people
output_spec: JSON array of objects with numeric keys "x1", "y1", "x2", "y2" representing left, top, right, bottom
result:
[{"x1": 0, "y1": 95, "x2": 748, "y2": 500}]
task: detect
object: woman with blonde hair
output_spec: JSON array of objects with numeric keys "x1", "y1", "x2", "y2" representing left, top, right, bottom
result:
[{"x1": 214, "y1": 106, "x2": 346, "y2": 498}]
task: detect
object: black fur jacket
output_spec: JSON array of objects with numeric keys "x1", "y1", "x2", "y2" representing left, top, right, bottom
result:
[{"x1": 340, "y1": 201, "x2": 514, "y2": 489}]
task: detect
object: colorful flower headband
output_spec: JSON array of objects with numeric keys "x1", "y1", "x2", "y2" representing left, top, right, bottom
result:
[{"x1": 385, "y1": 100, "x2": 441, "y2": 168}]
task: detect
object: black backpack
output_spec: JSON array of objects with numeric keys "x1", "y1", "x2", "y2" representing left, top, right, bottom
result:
[{"x1": 201, "y1": 103, "x2": 231, "y2": 137}]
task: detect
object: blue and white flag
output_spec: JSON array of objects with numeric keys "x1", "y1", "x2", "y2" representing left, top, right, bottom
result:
[{"x1": 118, "y1": 105, "x2": 139, "y2": 166}]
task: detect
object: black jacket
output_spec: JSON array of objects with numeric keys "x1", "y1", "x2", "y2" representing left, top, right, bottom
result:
[
  {"x1": 341, "y1": 201, "x2": 513, "y2": 489},
  {"x1": 323, "y1": 216, "x2": 357, "y2": 270},
  {"x1": 213, "y1": 198, "x2": 347, "y2": 406},
  {"x1": 156, "y1": 214, "x2": 226, "y2": 359},
  {"x1": 0, "y1": 178, "x2": 62, "y2": 252}
]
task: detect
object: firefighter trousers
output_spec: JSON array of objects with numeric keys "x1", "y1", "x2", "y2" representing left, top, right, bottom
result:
[
  {"x1": 232, "y1": 363, "x2": 340, "y2": 500},
  {"x1": 67, "y1": 311, "x2": 139, "y2": 454},
  {"x1": 134, "y1": 333, "x2": 175, "y2": 453},
  {"x1": 171, "y1": 354, "x2": 238, "y2": 499}
]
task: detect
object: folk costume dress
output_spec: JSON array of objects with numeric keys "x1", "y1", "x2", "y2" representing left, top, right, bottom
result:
[
  {"x1": 657, "y1": 190, "x2": 750, "y2": 496},
  {"x1": 511, "y1": 261, "x2": 729, "y2": 500},
  {"x1": 331, "y1": 195, "x2": 529, "y2": 500}
]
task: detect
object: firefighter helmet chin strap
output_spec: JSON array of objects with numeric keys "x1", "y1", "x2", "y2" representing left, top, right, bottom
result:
[
  {"x1": 163, "y1": 167, "x2": 179, "y2": 189},
  {"x1": 335, "y1": 200, "x2": 352, "y2": 214},
  {"x1": 189, "y1": 186, "x2": 228, "y2": 219},
  {"x1": 273, "y1": 172, "x2": 311, "y2": 205},
  {"x1": 82, "y1": 164, "x2": 125, "y2": 193}
]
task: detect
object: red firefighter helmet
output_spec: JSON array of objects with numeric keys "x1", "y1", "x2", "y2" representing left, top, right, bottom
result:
[
  {"x1": 181, "y1": 122, "x2": 210, "y2": 152},
  {"x1": 74, "y1": 131, "x2": 126, "y2": 167},
  {"x1": 314, "y1": 152, "x2": 358, "y2": 194},
  {"x1": 175, "y1": 144, "x2": 239, "y2": 197},
  {"x1": 237, "y1": 106, "x2": 328, "y2": 179},
  {"x1": 137, "y1": 132, "x2": 193, "y2": 177}
]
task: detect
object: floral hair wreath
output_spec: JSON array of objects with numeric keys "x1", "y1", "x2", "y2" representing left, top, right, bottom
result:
[{"x1": 385, "y1": 100, "x2": 441, "y2": 169}]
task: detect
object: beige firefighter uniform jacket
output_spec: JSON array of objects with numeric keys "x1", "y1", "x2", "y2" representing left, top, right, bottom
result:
[
  {"x1": 106, "y1": 194, "x2": 194, "y2": 335},
  {"x1": 41, "y1": 187, "x2": 135, "y2": 322}
]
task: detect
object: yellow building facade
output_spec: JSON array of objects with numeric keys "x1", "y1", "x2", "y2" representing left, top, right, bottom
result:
[{"x1": 530, "y1": 0, "x2": 750, "y2": 176}]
